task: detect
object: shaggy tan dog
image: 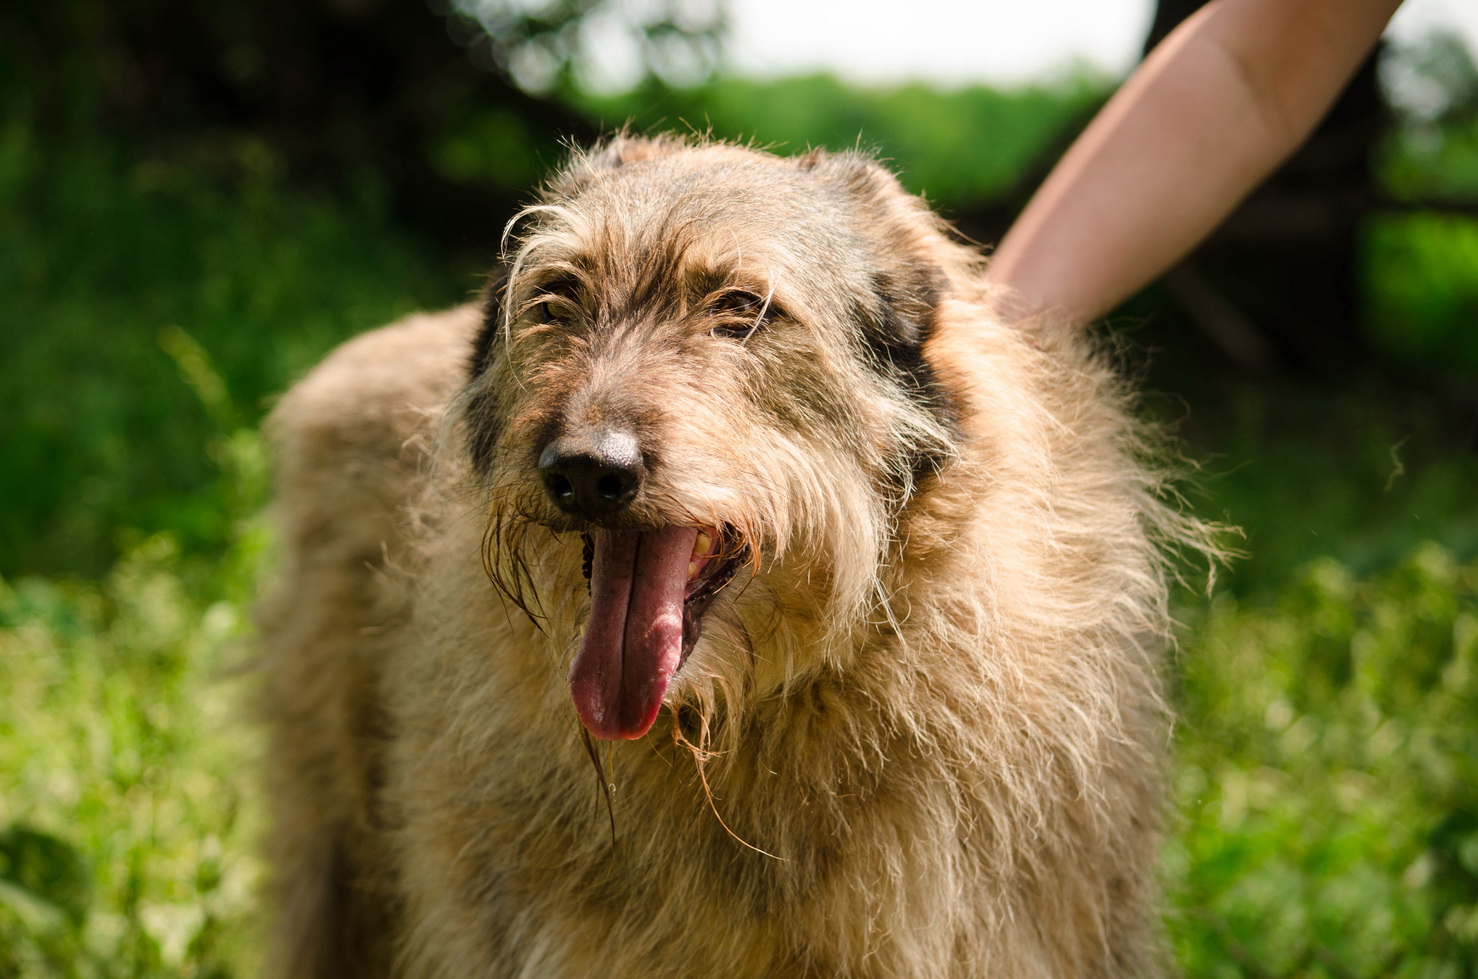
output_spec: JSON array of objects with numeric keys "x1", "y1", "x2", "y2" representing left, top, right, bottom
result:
[{"x1": 259, "y1": 136, "x2": 1210, "y2": 978}]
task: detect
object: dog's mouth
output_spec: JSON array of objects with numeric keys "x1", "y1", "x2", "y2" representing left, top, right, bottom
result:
[{"x1": 568, "y1": 526, "x2": 744, "y2": 740}]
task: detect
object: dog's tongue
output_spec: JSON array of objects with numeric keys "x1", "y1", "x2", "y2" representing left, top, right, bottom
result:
[{"x1": 569, "y1": 527, "x2": 698, "y2": 740}]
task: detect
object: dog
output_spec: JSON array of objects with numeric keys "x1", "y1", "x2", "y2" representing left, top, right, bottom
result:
[{"x1": 258, "y1": 135, "x2": 1211, "y2": 977}]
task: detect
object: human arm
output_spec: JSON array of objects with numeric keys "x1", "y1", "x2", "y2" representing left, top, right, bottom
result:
[{"x1": 987, "y1": 0, "x2": 1404, "y2": 326}]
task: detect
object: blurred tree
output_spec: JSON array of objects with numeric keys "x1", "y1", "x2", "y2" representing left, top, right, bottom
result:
[
  {"x1": 1382, "y1": 28, "x2": 1478, "y2": 125},
  {"x1": 1, "y1": 0, "x2": 720, "y2": 249},
  {"x1": 447, "y1": 0, "x2": 723, "y2": 95}
]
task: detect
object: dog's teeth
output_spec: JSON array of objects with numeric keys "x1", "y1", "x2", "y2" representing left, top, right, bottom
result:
[
  {"x1": 693, "y1": 531, "x2": 711, "y2": 559},
  {"x1": 688, "y1": 560, "x2": 699, "y2": 580}
]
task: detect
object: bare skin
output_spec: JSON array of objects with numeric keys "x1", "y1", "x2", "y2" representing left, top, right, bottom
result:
[{"x1": 987, "y1": 0, "x2": 1405, "y2": 326}]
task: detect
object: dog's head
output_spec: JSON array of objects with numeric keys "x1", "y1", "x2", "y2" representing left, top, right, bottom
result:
[{"x1": 462, "y1": 136, "x2": 966, "y2": 740}]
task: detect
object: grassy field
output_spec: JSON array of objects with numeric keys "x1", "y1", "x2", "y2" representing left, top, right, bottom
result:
[{"x1": 1, "y1": 116, "x2": 1476, "y2": 977}]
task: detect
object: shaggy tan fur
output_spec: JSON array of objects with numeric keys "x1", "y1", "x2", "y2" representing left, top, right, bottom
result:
[{"x1": 259, "y1": 136, "x2": 1213, "y2": 978}]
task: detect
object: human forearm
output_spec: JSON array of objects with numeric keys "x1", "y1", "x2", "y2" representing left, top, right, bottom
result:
[{"x1": 988, "y1": 0, "x2": 1403, "y2": 326}]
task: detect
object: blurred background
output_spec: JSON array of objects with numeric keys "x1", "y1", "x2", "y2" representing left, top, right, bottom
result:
[{"x1": 1, "y1": 0, "x2": 1475, "y2": 974}]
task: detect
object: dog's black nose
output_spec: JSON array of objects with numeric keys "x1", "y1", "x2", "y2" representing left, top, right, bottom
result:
[{"x1": 538, "y1": 427, "x2": 644, "y2": 520}]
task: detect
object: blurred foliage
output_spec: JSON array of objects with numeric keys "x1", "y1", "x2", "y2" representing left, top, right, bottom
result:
[
  {"x1": 1364, "y1": 213, "x2": 1478, "y2": 377},
  {"x1": 0, "y1": 318, "x2": 269, "y2": 975},
  {"x1": 569, "y1": 71, "x2": 1107, "y2": 206},
  {"x1": 1, "y1": 7, "x2": 1477, "y2": 975},
  {"x1": 1382, "y1": 28, "x2": 1478, "y2": 127},
  {"x1": 0, "y1": 531, "x2": 266, "y2": 978},
  {"x1": 1183, "y1": 384, "x2": 1478, "y2": 602},
  {"x1": 1381, "y1": 119, "x2": 1478, "y2": 204},
  {"x1": 1168, "y1": 544, "x2": 1478, "y2": 976},
  {"x1": 445, "y1": 0, "x2": 724, "y2": 95},
  {"x1": 1369, "y1": 29, "x2": 1478, "y2": 380},
  {"x1": 0, "y1": 112, "x2": 470, "y2": 577}
]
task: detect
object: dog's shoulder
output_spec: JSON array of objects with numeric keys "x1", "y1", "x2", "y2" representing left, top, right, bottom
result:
[
  {"x1": 264, "y1": 305, "x2": 479, "y2": 563},
  {"x1": 269, "y1": 305, "x2": 479, "y2": 463}
]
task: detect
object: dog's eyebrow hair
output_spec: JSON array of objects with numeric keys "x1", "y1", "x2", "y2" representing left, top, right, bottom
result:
[
  {"x1": 743, "y1": 276, "x2": 780, "y2": 343},
  {"x1": 501, "y1": 203, "x2": 572, "y2": 255},
  {"x1": 521, "y1": 268, "x2": 586, "y2": 296}
]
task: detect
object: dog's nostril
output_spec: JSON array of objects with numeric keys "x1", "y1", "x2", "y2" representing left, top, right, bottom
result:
[
  {"x1": 545, "y1": 473, "x2": 575, "y2": 500},
  {"x1": 595, "y1": 473, "x2": 629, "y2": 500}
]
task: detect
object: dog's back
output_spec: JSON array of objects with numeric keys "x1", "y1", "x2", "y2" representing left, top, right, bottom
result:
[{"x1": 260, "y1": 138, "x2": 1205, "y2": 978}]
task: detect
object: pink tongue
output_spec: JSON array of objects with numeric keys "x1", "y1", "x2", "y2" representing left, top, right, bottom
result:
[{"x1": 569, "y1": 527, "x2": 699, "y2": 740}]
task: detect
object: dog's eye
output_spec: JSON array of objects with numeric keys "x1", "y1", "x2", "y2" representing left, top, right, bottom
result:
[
  {"x1": 532, "y1": 301, "x2": 567, "y2": 325},
  {"x1": 708, "y1": 291, "x2": 774, "y2": 341},
  {"x1": 526, "y1": 276, "x2": 581, "y2": 326}
]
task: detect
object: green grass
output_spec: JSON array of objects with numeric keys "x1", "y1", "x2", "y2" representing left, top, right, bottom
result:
[
  {"x1": 0, "y1": 316, "x2": 272, "y2": 975},
  {"x1": 0, "y1": 535, "x2": 266, "y2": 978},
  {"x1": 1168, "y1": 544, "x2": 1478, "y2": 976}
]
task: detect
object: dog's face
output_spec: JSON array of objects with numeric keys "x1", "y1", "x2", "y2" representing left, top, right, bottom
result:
[{"x1": 463, "y1": 138, "x2": 961, "y2": 741}]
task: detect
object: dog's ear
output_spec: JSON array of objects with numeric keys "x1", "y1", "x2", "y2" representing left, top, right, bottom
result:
[
  {"x1": 465, "y1": 265, "x2": 510, "y2": 474},
  {"x1": 795, "y1": 150, "x2": 944, "y2": 293},
  {"x1": 806, "y1": 154, "x2": 951, "y2": 373},
  {"x1": 793, "y1": 148, "x2": 912, "y2": 206},
  {"x1": 469, "y1": 264, "x2": 509, "y2": 381},
  {"x1": 799, "y1": 151, "x2": 961, "y2": 450},
  {"x1": 861, "y1": 261, "x2": 959, "y2": 444}
]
